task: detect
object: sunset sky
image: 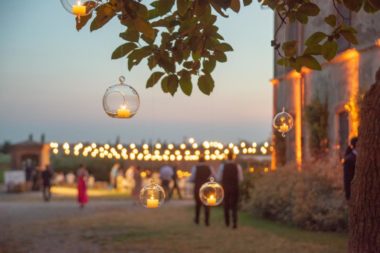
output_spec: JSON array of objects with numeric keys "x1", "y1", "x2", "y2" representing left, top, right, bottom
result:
[{"x1": 0, "y1": 1, "x2": 273, "y2": 144}]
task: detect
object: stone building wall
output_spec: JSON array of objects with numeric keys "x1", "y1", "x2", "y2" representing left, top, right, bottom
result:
[{"x1": 272, "y1": 2, "x2": 380, "y2": 167}]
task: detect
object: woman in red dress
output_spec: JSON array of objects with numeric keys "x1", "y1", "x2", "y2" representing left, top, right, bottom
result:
[{"x1": 77, "y1": 164, "x2": 89, "y2": 208}]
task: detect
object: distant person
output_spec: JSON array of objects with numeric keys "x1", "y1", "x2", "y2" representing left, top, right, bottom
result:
[
  {"x1": 66, "y1": 172, "x2": 76, "y2": 185},
  {"x1": 169, "y1": 166, "x2": 182, "y2": 200},
  {"x1": 343, "y1": 137, "x2": 358, "y2": 200},
  {"x1": 160, "y1": 165, "x2": 174, "y2": 199},
  {"x1": 24, "y1": 159, "x2": 34, "y2": 190},
  {"x1": 110, "y1": 163, "x2": 120, "y2": 189},
  {"x1": 217, "y1": 152, "x2": 244, "y2": 229},
  {"x1": 188, "y1": 156, "x2": 213, "y2": 226},
  {"x1": 132, "y1": 166, "x2": 142, "y2": 203},
  {"x1": 41, "y1": 165, "x2": 53, "y2": 202},
  {"x1": 77, "y1": 164, "x2": 89, "y2": 208}
]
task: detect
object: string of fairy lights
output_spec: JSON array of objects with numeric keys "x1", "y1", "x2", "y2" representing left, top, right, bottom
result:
[{"x1": 49, "y1": 138, "x2": 273, "y2": 162}]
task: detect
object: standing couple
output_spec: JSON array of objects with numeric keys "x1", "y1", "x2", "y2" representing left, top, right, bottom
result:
[{"x1": 188, "y1": 152, "x2": 243, "y2": 229}]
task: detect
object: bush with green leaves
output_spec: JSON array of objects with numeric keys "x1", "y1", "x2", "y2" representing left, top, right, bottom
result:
[{"x1": 243, "y1": 159, "x2": 347, "y2": 231}]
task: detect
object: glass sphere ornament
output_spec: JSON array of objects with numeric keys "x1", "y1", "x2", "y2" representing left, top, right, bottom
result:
[
  {"x1": 139, "y1": 180, "x2": 166, "y2": 209},
  {"x1": 199, "y1": 177, "x2": 224, "y2": 207},
  {"x1": 60, "y1": 0, "x2": 98, "y2": 18},
  {"x1": 103, "y1": 76, "x2": 140, "y2": 119},
  {"x1": 273, "y1": 107, "x2": 294, "y2": 137}
]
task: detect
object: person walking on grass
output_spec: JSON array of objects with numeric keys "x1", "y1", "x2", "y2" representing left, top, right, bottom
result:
[
  {"x1": 160, "y1": 165, "x2": 174, "y2": 200},
  {"x1": 188, "y1": 156, "x2": 214, "y2": 226},
  {"x1": 41, "y1": 165, "x2": 53, "y2": 202},
  {"x1": 169, "y1": 166, "x2": 182, "y2": 200},
  {"x1": 77, "y1": 164, "x2": 89, "y2": 209},
  {"x1": 217, "y1": 152, "x2": 244, "y2": 229}
]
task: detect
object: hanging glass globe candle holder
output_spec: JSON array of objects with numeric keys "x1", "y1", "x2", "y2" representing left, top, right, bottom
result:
[
  {"x1": 60, "y1": 0, "x2": 99, "y2": 20},
  {"x1": 103, "y1": 76, "x2": 140, "y2": 119},
  {"x1": 139, "y1": 180, "x2": 166, "y2": 209},
  {"x1": 273, "y1": 107, "x2": 294, "y2": 137},
  {"x1": 199, "y1": 177, "x2": 224, "y2": 207}
]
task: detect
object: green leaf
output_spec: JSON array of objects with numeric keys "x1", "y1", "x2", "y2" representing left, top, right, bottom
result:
[
  {"x1": 296, "y1": 13, "x2": 308, "y2": 24},
  {"x1": 203, "y1": 58, "x2": 216, "y2": 73},
  {"x1": 230, "y1": 0, "x2": 241, "y2": 13},
  {"x1": 177, "y1": 0, "x2": 190, "y2": 16},
  {"x1": 214, "y1": 51, "x2": 227, "y2": 62},
  {"x1": 368, "y1": 0, "x2": 380, "y2": 10},
  {"x1": 152, "y1": 0, "x2": 175, "y2": 16},
  {"x1": 324, "y1": 15, "x2": 337, "y2": 27},
  {"x1": 148, "y1": 55, "x2": 158, "y2": 69},
  {"x1": 282, "y1": 40, "x2": 298, "y2": 57},
  {"x1": 179, "y1": 71, "x2": 192, "y2": 96},
  {"x1": 297, "y1": 55, "x2": 322, "y2": 70},
  {"x1": 215, "y1": 43, "x2": 234, "y2": 52},
  {"x1": 364, "y1": 0, "x2": 380, "y2": 12},
  {"x1": 146, "y1": 72, "x2": 164, "y2": 88},
  {"x1": 305, "y1": 32, "x2": 327, "y2": 46},
  {"x1": 167, "y1": 75, "x2": 179, "y2": 96},
  {"x1": 343, "y1": 0, "x2": 364, "y2": 12},
  {"x1": 120, "y1": 28, "x2": 139, "y2": 42},
  {"x1": 127, "y1": 46, "x2": 152, "y2": 70},
  {"x1": 277, "y1": 58, "x2": 290, "y2": 67},
  {"x1": 340, "y1": 30, "x2": 358, "y2": 44},
  {"x1": 133, "y1": 18, "x2": 156, "y2": 41},
  {"x1": 298, "y1": 2, "x2": 320, "y2": 16},
  {"x1": 90, "y1": 4, "x2": 115, "y2": 31},
  {"x1": 322, "y1": 41, "x2": 338, "y2": 61},
  {"x1": 304, "y1": 44, "x2": 323, "y2": 55},
  {"x1": 161, "y1": 75, "x2": 169, "y2": 93},
  {"x1": 198, "y1": 74, "x2": 214, "y2": 95},
  {"x1": 243, "y1": 0, "x2": 253, "y2": 6},
  {"x1": 111, "y1": 43, "x2": 137, "y2": 59}
]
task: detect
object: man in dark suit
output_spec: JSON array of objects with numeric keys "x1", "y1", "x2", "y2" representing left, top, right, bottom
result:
[
  {"x1": 343, "y1": 137, "x2": 358, "y2": 200},
  {"x1": 188, "y1": 156, "x2": 213, "y2": 226},
  {"x1": 217, "y1": 152, "x2": 244, "y2": 229}
]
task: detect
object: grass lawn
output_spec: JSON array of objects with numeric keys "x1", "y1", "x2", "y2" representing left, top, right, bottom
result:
[{"x1": 1, "y1": 198, "x2": 347, "y2": 253}]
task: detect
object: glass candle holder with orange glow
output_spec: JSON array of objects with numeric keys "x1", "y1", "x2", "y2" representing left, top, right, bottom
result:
[
  {"x1": 139, "y1": 180, "x2": 165, "y2": 209},
  {"x1": 199, "y1": 177, "x2": 224, "y2": 207},
  {"x1": 272, "y1": 107, "x2": 294, "y2": 137},
  {"x1": 103, "y1": 76, "x2": 140, "y2": 119},
  {"x1": 60, "y1": 0, "x2": 99, "y2": 18}
]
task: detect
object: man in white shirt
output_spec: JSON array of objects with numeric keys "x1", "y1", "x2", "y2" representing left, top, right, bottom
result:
[
  {"x1": 160, "y1": 165, "x2": 174, "y2": 199},
  {"x1": 217, "y1": 152, "x2": 244, "y2": 229}
]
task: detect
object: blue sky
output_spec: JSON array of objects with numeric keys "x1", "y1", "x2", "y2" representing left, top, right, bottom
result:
[{"x1": 0, "y1": 1, "x2": 273, "y2": 144}]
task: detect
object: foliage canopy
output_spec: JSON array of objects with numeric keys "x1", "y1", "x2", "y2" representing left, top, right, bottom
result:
[{"x1": 76, "y1": 0, "x2": 379, "y2": 96}]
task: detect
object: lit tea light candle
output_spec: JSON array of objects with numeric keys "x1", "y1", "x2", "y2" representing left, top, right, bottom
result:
[
  {"x1": 279, "y1": 123, "x2": 289, "y2": 133},
  {"x1": 117, "y1": 105, "x2": 131, "y2": 118},
  {"x1": 72, "y1": 1, "x2": 86, "y2": 16},
  {"x1": 147, "y1": 196, "x2": 159, "y2": 208},
  {"x1": 207, "y1": 194, "x2": 216, "y2": 206}
]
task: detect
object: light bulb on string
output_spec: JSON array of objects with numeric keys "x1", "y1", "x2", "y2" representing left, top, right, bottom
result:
[
  {"x1": 103, "y1": 76, "x2": 140, "y2": 119},
  {"x1": 273, "y1": 107, "x2": 294, "y2": 137},
  {"x1": 139, "y1": 179, "x2": 165, "y2": 209},
  {"x1": 60, "y1": 0, "x2": 100, "y2": 21},
  {"x1": 199, "y1": 177, "x2": 224, "y2": 207}
]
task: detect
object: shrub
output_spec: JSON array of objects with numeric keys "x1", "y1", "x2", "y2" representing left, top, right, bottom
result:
[{"x1": 243, "y1": 159, "x2": 347, "y2": 231}]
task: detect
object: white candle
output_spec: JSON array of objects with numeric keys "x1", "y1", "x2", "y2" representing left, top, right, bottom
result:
[
  {"x1": 207, "y1": 195, "x2": 216, "y2": 206},
  {"x1": 117, "y1": 105, "x2": 131, "y2": 118},
  {"x1": 147, "y1": 197, "x2": 159, "y2": 208},
  {"x1": 72, "y1": 1, "x2": 86, "y2": 16}
]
